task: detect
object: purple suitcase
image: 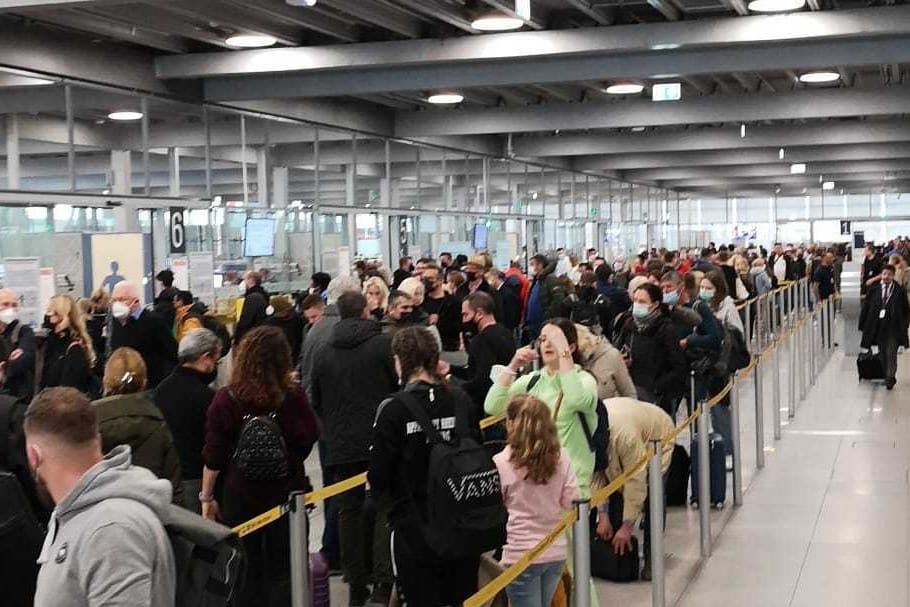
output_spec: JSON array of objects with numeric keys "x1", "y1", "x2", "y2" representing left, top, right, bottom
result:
[{"x1": 310, "y1": 552, "x2": 331, "y2": 607}]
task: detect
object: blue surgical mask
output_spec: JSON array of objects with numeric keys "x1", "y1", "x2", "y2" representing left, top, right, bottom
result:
[
  {"x1": 662, "y1": 291, "x2": 679, "y2": 306},
  {"x1": 632, "y1": 303, "x2": 651, "y2": 319},
  {"x1": 699, "y1": 289, "x2": 714, "y2": 302}
]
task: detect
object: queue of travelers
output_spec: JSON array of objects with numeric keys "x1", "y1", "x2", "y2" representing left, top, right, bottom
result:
[{"x1": 1, "y1": 237, "x2": 907, "y2": 607}]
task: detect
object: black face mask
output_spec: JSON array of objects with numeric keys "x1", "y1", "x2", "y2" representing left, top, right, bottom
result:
[
  {"x1": 423, "y1": 279, "x2": 436, "y2": 292},
  {"x1": 465, "y1": 271, "x2": 477, "y2": 282},
  {"x1": 42, "y1": 315, "x2": 54, "y2": 331}
]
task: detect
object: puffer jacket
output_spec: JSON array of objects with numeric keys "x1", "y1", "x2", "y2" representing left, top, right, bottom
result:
[
  {"x1": 92, "y1": 392, "x2": 183, "y2": 505},
  {"x1": 580, "y1": 336, "x2": 637, "y2": 400}
]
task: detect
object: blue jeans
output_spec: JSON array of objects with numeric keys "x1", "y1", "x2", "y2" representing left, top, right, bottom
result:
[{"x1": 506, "y1": 560, "x2": 565, "y2": 607}]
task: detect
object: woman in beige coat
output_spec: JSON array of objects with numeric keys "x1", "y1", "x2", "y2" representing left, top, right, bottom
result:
[{"x1": 575, "y1": 324, "x2": 637, "y2": 400}]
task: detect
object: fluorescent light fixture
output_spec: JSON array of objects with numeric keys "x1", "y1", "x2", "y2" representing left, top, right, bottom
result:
[
  {"x1": 747, "y1": 0, "x2": 805, "y2": 12},
  {"x1": 286, "y1": 0, "x2": 317, "y2": 5},
  {"x1": 225, "y1": 34, "x2": 278, "y2": 48},
  {"x1": 790, "y1": 163, "x2": 806, "y2": 174},
  {"x1": 740, "y1": 124, "x2": 746, "y2": 138},
  {"x1": 107, "y1": 111, "x2": 143, "y2": 121},
  {"x1": 605, "y1": 83, "x2": 644, "y2": 95},
  {"x1": 779, "y1": 148, "x2": 785, "y2": 159},
  {"x1": 427, "y1": 93, "x2": 464, "y2": 104},
  {"x1": 650, "y1": 43, "x2": 680, "y2": 51},
  {"x1": 823, "y1": 181, "x2": 835, "y2": 190},
  {"x1": 652, "y1": 82, "x2": 681, "y2": 102},
  {"x1": 631, "y1": 126, "x2": 646, "y2": 132},
  {"x1": 471, "y1": 13, "x2": 524, "y2": 31},
  {"x1": 799, "y1": 71, "x2": 840, "y2": 84}
]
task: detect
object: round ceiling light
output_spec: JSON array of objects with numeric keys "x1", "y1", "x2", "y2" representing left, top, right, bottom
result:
[
  {"x1": 107, "y1": 111, "x2": 143, "y2": 121},
  {"x1": 747, "y1": 0, "x2": 805, "y2": 11},
  {"x1": 471, "y1": 14, "x2": 524, "y2": 32},
  {"x1": 631, "y1": 126, "x2": 646, "y2": 132},
  {"x1": 605, "y1": 83, "x2": 645, "y2": 95},
  {"x1": 427, "y1": 93, "x2": 464, "y2": 105},
  {"x1": 798, "y1": 71, "x2": 840, "y2": 84},
  {"x1": 225, "y1": 34, "x2": 278, "y2": 48}
]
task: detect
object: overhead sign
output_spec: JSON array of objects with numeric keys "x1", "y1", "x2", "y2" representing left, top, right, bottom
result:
[
  {"x1": 840, "y1": 220, "x2": 851, "y2": 235},
  {"x1": 169, "y1": 207, "x2": 186, "y2": 254},
  {"x1": 652, "y1": 82, "x2": 681, "y2": 102}
]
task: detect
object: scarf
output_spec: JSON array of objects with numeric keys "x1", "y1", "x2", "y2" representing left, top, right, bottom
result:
[{"x1": 632, "y1": 307, "x2": 662, "y2": 332}]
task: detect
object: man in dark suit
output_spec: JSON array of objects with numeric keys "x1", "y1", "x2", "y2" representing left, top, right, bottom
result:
[
  {"x1": 109, "y1": 281, "x2": 178, "y2": 388},
  {"x1": 485, "y1": 267, "x2": 521, "y2": 332},
  {"x1": 859, "y1": 264, "x2": 910, "y2": 390}
]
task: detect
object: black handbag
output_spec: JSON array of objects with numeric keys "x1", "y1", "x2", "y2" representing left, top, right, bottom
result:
[{"x1": 591, "y1": 533, "x2": 639, "y2": 582}]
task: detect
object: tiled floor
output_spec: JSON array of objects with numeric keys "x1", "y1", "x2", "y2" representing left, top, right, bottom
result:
[{"x1": 304, "y1": 316, "x2": 907, "y2": 607}]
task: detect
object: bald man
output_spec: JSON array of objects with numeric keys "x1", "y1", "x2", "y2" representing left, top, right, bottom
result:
[
  {"x1": 109, "y1": 282, "x2": 177, "y2": 388},
  {"x1": 0, "y1": 288, "x2": 35, "y2": 399}
]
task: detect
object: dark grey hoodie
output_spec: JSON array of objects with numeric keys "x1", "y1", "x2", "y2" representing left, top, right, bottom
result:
[{"x1": 34, "y1": 445, "x2": 176, "y2": 607}]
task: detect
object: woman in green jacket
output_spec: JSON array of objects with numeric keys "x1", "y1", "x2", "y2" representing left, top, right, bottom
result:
[{"x1": 484, "y1": 318, "x2": 598, "y2": 497}]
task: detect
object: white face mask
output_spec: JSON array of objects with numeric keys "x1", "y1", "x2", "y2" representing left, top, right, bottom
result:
[
  {"x1": 238, "y1": 282, "x2": 247, "y2": 294},
  {"x1": 0, "y1": 308, "x2": 17, "y2": 325},
  {"x1": 111, "y1": 301, "x2": 131, "y2": 320}
]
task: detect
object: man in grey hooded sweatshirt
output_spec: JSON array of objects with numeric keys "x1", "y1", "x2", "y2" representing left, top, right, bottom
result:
[{"x1": 24, "y1": 387, "x2": 176, "y2": 607}]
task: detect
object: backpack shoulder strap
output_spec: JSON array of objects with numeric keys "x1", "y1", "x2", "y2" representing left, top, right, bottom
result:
[
  {"x1": 576, "y1": 410, "x2": 595, "y2": 452},
  {"x1": 10, "y1": 322, "x2": 21, "y2": 347},
  {"x1": 395, "y1": 389, "x2": 446, "y2": 445},
  {"x1": 526, "y1": 372, "x2": 541, "y2": 392}
]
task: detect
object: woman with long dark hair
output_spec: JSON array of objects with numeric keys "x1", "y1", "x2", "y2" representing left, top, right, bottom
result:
[{"x1": 200, "y1": 326, "x2": 319, "y2": 607}]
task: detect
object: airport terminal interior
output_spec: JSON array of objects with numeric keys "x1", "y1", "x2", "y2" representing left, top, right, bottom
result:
[{"x1": 2, "y1": 0, "x2": 910, "y2": 606}]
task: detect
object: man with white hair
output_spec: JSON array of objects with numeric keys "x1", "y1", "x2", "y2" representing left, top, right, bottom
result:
[
  {"x1": 296, "y1": 273, "x2": 361, "y2": 573},
  {"x1": 154, "y1": 328, "x2": 220, "y2": 513},
  {"x1": 109, "y1": 282, "x2": 177, "y2": 388},
  {"x1": 0, "y1": 288, "x2": 36, "y2": 399}
]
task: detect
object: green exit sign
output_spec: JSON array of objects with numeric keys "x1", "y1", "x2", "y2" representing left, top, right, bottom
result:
[{"x1": 589, "y1": 207, "x2": 598, "y2": 217}]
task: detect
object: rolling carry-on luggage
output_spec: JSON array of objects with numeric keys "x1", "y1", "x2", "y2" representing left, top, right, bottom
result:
[
  {"x1": 690, "y1": 432, "x2": 727, "y2": 508},
  {"x1": 857, "y1": 350, "x2": 884, "y2": 381},
  {"x1": 665, "y1": 444, "x2": 691, "y2": 507},
  {"x1": 310, "y1": 551, "x2": 331, "y2": 607}
]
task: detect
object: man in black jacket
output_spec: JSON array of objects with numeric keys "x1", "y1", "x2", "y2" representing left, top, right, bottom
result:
[
  {"x1": 420, "y1": 264, "x2": 461, "y2": 351},
  {"x1": 311, "y1": 291, "x2": 398, "y2": 606},
  {"x1": 109, "y1": 282, "x2": 176, "y2": 388},
  {"x1": 153, "y1": 269, "x2": 179, "y2": 331},
  {"x1": 485, "y1": 267, "x2": 521, "y2": 332},
  {"x1": 153, "y1": 328, "x2": 219, "y2": 513},
  {"x1": 234, "y1": 271, "x2": 268, "y2": 346},
  {"x1": 0, "y1": 289, "x2": 35, "y2": 401},
  {"x1": 860, "y1": 264, "x2": 910, "y2": 390}
]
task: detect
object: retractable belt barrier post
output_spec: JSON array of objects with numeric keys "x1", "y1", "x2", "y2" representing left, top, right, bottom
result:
[
  {"x1": 771, "y1": 293, "x2": 782, "y2": 441},
  {"x1": 696, "y1": 399, "x2": 712, "y2": 558},
  {"x1": 288, "y1": 491, "x2": 311, "y2": 607},
  {"x1": 810, "y1": 305, "x2": 818, "y2": 383},
  {"x1": 729, "y1": 375, "x2": 743, "y2": 507},
  {"x1": 572, "y1": 499, "x2": 592, "y2": 607},
  {"x1": 753, "y1": 351, "x2": 766, "y2": 470},
  {"x1": 648, "y1": 439, "x2": 666, "y2": 607},
  {"x1": 744, "y1": 301, "x2": 752, "y2": 354},
  {"x1": 788, "y1": 314, "x2": 796, "y2": 420}
]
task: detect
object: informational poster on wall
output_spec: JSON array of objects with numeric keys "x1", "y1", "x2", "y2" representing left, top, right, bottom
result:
[
  {"x1": 39, "y1": 268, "x2": 55, "y2": 314},
  {"x1": 89, "y1": 233, "x2": 147, "y2": 301},
  {"x1": 170, "y1": 257, "x2": 189, "y2": 291},
  {"x1": 188, "y1": 252, "x2": 215, "y2": 307},
  {"x1": 337, "y1": 246, "x2": 351, "y2": 276},
  {"x1": 3, "y1": 257, "x2": 41, "y2": 328}
]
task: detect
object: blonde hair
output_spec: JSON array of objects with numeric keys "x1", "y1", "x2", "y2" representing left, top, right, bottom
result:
[
  {"x1": 398, "y1": 276, "x2": 425, "y2": 306},
  {"x1": 751, "y1": 258, "x2": 766, "y2": 268},
  {"x1": 505, "y1": 395, "x2": 561, "y2": 484},
  {"x1": 102, "y1": 347, "x2": 147, "y2": 396},
  {"x1": 362, "y1": 276, "x2": 389, "y2": 312},
  {"x1": 732, "y1": 255, "x2": 749, "y2": 274},
  {"x1": 48, "y1": 294, "x2": 96, "y2": 367}
]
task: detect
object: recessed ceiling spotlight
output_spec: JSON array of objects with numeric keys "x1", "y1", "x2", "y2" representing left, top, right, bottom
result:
[
  {"x1": 747, "y1": 0, "x2": 805, "y2": 12},
  {"x1": 605, "y1": 83, "x2": 644, "y2": 95},
  {"x1": 823, "y1": 181, "x2": 835, "y2": 190},
  {"x1": 471, "y1": 13, "x2": 524, "y2": 31},
  {"x1": 790, "y1": 163, "x2": 806, "y2": 174},
  {"x1": 107, "y1": 111, "x2": 143, "y2": 121},
  {"x1": 225, "y1": 34, "x2": 278, "y2": 48},
  {"x1": 798, "y1": 71, "x2": 840, "y2": 84},
  {"x1": 427, "y1": 93, "x2": 464, "y2": 104},
  {"x1": 779, "y1": 148, "x2": 785, "y2": 159},
  {"x1": 740, "y1": 124, "x2": 746, "y2": 138}
]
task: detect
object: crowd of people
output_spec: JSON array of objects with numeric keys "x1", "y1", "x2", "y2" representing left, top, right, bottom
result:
[{"x1": 0, "y1": 236, "x2": 907, "y2": 607}]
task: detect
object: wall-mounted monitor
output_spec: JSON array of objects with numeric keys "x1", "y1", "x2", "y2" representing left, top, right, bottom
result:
[
  {"x1": 243, "y1": 218, "x2": 276, "y2": 257},
  {"x1": 472, "y1": 223, "x2": 488, "y2": 250}
]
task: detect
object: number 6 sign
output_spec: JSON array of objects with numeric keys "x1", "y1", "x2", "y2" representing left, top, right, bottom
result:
[{"x1": 170, "y1": 207, "x2": 186, "y2": 254}]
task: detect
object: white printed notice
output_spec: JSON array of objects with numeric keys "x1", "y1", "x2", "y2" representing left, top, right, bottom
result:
[
  {"x1": 188, "y1": 252, "x2": 215, "y2": 307},
  {"x1": 3, "y1": 257, "x2": 41, "y2": 328}
]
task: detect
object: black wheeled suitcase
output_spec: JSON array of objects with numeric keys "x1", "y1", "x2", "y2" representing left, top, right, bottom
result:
[
  {"x1": 690, "y1": 433, "x2": 727, "y2": 508},
  {"x1": 857, "y1": 351, "x2": 884, "y2": 380},
  {"x1": 665, "y1": 444, "x2": 691, "y2": 507}
]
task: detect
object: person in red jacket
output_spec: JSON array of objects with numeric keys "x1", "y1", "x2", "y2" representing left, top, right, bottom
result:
[{"x1": 504, "y1": 259, "x2": 530, "y2": 319}]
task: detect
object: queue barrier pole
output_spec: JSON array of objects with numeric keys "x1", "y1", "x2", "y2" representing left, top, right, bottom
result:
[
  {"x1": 572, "y1": 499, "x2": 592, "y2": 607},
  {"x1": 288, "y1": 491, "x2": 312, "y2": 607},
  {"x1": 744, "y1": 299, "x2": 752, "y2": 354},
  {"x1": 729, "y1": 375, "x2": 743, "y2": 507},
  {"x1": 787, "y1": 315, "x2": 796, "y2": 420},
  {"x1": 648, "y1": 439, "x2": 666, "y2": 607},
  {"x1": 771, "y1": 293, "x2": 782, "y2": 441},
  {"x1": 753, "y1": 353, "x2": 765, "y2": 470},
  {"x1": 696, "y1": 399, "x2": 712, "y2": 558}
]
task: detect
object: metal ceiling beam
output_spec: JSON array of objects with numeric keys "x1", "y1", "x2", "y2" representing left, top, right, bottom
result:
[
  {"x1": 564, "y1": 0, "x2": 612, "y2": 25},
  {"x1": 394, "y1": 86, "x2": 910, "y2": 137},
  {"x1": 663, "y1": 171, "x2": 910, "y2": 188},
  {"x1": 573, "y1": 143, "x2": 910, "y2": 171},
  {"x1": 0, "y1": 0, "x2": 118, "y2": 7},
  {"x1": 719, "y1": 0, "x2": 749, "y2": 16},
  {"x1": 326, "y1": 0, "x2": 422, "y2": 38},
  {"x1": 628, "y1": 159, "x2": 910, "y2": 181},
  {"x1": 221, "y1": 99, "x2": 392, "y2": 138},
  {"x1": 646, "y1": 0, "x2": 682, "y2": 21},
  {"x1": 515, "y1": 120, "x2": 910, "y2": 157},
  {"x1": 0, "y1": 21, "x2": 195, "y2": 97}
]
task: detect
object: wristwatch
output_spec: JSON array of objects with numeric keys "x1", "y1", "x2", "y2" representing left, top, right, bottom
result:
[{"x1": 198, "y1": 492, "x2": 215, "y2": 504}]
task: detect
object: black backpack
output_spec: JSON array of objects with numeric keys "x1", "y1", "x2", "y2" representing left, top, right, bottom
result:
[
  {"x1": 160, "y1": 503, "x2": 246, "y2": 607},
  {"x1": 527, "y1": 373, "x2": 610, "y2": 471},
  {"x1": 230, "y1": 392, "x2": 290, "y2": 481},
  {"x1": 570, "y1": 293, "x2": 603, "y2": 329},
  {"x1": 396, "y1": 390, "x2": 507, "y2": 560}
]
